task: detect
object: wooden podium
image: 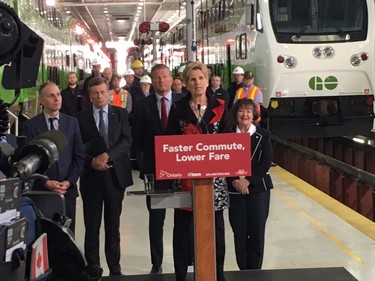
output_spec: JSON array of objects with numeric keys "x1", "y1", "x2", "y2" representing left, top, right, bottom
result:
[
  {"x1": 193, "y1": 178, "x2": 216, "y2": 281},
  {"x1": 152, "y1": 133, "x2": 252, "y2": 281}
]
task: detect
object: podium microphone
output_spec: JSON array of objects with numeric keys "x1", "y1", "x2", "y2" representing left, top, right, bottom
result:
[
  {"x1": 196, "y1": 104, "x2": 209, "y2": 134},
  {"x1": 196, "y1": 104, "x2": 202, "y2": 134}
]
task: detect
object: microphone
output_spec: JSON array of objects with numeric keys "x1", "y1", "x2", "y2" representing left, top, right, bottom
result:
[
  {"x1": 11, "y1": 130, "x2": 68, "y2": 181},
  {"x1": 195, "y1": 104, "x2": 202, "y2": 134}
]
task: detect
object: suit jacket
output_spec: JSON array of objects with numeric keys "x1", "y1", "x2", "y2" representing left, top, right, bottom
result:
[
  {"x1": 61, "y1": 86, "x2": 85, "y2": 116},
  {"x1": 227, "y1": 126, "x2": 273, "y2": 194},
  {"x1": 76, "y1": 105, "x2": 133, "y2": 189},
  {"x1": 22, "y1": 113, "x2": 85, "y2": 198},
  {"x1": 132, "y1": 93, "x2": 180, "y2": 177}
]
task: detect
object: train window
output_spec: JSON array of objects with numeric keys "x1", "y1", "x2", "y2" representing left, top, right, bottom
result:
[
  {"x1": 65, "y1": 51, "x2": 70, "y2": 67},
  {"x1": 240, "y1": 33, "x2": 247, "y2": 59},
  {"x1": 47, "y1": 66, "x2": 52, "y2": 82},
  {"x1": 218, "y1": 0, "x2": 223, "y2": 21},
  {"x1": 256, "y1": 0, "x2": 263, "y2": 32},
  {"x1": 270, "y1": 0, "x2": 368, "y2": 43},
  {"x1": 235, "y1": 35, "x2": 240, "y2": 60},
  {"x1": 79, "y1": 69, "x2": 84, "y2": 81},
  {"x1": 73, "y1": 53, "x2": 77, "y2": 68}
]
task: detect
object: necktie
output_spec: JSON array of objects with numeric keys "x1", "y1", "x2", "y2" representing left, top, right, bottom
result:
[
  {"x1": 161, "y1": 97, "x2": 168, "y2": 130},
  {"x1": 99, "y1": 109, "x2": 109, "y2": 147},
  {"x1": 49, "y1": 117, "x2": 56, "y2": 130}
]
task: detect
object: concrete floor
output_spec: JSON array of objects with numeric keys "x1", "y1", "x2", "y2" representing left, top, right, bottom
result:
[{"x1": 74, "y1": 167, "x2": 375, "y2": 281}]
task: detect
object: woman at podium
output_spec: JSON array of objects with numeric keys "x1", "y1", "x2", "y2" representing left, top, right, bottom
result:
[{"x1": 168, "y1": 61, "x2": 231, "y2": 281}]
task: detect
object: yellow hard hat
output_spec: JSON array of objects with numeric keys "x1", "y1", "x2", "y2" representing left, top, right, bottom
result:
[{"x1": 132, "y1": 60, "x2": 144, "y2": 68}]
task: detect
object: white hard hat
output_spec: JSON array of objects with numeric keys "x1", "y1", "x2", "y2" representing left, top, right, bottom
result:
[
  {"x1": 232, "y1": 66, "x2": 244, "y2": 75},
  {"x1": 178, "y1": 65, "x2": 186, "y2": 73},
  {"x1": 91, "y1": 58, "x2": 100, "y2": 66},
  {"x1": 124, "y1": 69, "x2": 135, "y2": 76},
  {"x1": 140, "y1": 75, "x2": 152, "y2": 84}
]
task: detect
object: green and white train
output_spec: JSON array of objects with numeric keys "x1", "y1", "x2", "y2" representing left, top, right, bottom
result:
[
  {"x1": 165, "y1": 0, "x2": 375, "y2": 137},
  {"x1": 0, "y1": 0, "x2": 109, "y2": 123}
]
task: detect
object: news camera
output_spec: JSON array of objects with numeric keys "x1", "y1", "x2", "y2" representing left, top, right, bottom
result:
[{"x1": 0, "y1": 2, "x2": 93, "y2": 280}]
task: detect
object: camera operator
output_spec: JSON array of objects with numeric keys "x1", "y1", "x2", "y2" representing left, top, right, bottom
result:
[{"x1": 22, "y1": 82, "x2": 85, "y2": 234}]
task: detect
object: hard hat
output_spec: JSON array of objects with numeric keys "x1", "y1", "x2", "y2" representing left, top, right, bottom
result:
[
  {"x1": 132, "y1": 60, "x2": 144, "y2": 68},
  {"x1": 140, "y1": 75, "x2": 152, "y2": 84},
  {"x1": 124, "y1": 69, "x2": 135, "y2": 76},
  {"x1": 232, "y1": 66, "x2": 244, "y2": 75},
  {"x1": 178, "y1": 65, "x2": 186, "y2": 73},
  {"x1": 91, "y1": 58, "x2": 100, "y2": 66}
]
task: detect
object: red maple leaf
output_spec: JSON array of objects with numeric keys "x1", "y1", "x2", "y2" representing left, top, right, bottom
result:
[{"x1": 37, "y1": 252, "x2": 43, "y2": 269}]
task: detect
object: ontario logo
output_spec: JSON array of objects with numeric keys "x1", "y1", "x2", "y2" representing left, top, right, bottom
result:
[
  {"x1": 159, "y1": 170, "x2": 182, "y2": 178},
  {"x1": 235, "y1": 169, "x2": 248, "y2": 176}
]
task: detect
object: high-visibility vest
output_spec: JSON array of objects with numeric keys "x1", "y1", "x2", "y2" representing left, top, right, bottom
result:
[
  {"x1": 236, "y1": 85, "x2": 260, "y2": 100},
  {"x1": 235, "y1": 86, "x2": 261, "y2": 113},
  {"x1": 110, "y1": 88, "x2": 129, "y2": 108}
]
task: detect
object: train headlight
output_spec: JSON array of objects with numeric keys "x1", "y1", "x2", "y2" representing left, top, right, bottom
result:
[
  {"x1": 350, "y1": 55, "x2": 361, "y2": 66},
  {"x1": 350, "y1": 52, "x2": 368, "y2": 66},
  {"x1": 277, "y1": 55, "x2": 297, "y2": 68},
  {"x1": 313, "y1": 48, "x2": 322, "y2": 58},
  {"x1": 313, "y1": 46, "x2": 335, "y2": 58},
  {"x1": 284, "y1": 57, "x2": 296, "y2": 68},
  {"x1": 323, "y1": 47, "x2": 334, "y2": 57}
]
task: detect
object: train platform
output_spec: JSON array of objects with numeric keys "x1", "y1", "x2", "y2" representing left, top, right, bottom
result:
[{"x1": 74, "y1": 167, "x2": 375, "y2": 281}]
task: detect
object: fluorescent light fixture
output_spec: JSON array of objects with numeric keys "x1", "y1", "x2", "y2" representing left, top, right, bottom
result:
[{"x1": 46, "y1": 0, "x2": 55, "y2": 6}]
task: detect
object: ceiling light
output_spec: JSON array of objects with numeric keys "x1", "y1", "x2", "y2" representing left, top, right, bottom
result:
[{"x1": 46, "y1": 0, "x2": 55, "y2": 6}]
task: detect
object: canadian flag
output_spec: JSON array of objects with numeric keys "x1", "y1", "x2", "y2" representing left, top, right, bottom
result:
[{"x1": 31, "y1": 233, "x2": 49, "y2": 279}]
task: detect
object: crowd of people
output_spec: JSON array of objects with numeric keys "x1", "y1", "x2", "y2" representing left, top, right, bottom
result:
[{"x1": 22, "y1": 59, "x2": 274, "y2": 280}]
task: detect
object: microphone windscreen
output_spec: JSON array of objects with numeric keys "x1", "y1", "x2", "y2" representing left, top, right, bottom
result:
[{"x1": 34, "y1": 130, "x2": 68, "y2": 156}]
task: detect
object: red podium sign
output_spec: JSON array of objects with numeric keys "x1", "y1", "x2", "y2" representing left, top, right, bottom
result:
[{"x1": 155, "y1": 133, "x2": 251, "y2": 180}]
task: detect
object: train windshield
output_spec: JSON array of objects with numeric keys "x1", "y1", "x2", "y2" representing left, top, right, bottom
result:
[{"x1": 269, "y1": 0, "x2": 368, "y2": 43}]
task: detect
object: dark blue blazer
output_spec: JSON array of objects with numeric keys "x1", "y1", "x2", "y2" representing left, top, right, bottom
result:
[
  {"x1": 76, "y1": 105, "x2": 133, "y2": 189},
  {"x1": 22, "y1": 112, "x2": 85, "y2": 198},
  {"x1": 227, "y1": 127, "x2": 273, "y2": 194},
  {"x1": 132, "y1": 93, "x2": 180, "y2": 176}
]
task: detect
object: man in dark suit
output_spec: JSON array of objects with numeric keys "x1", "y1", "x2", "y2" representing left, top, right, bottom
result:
[
  {"x1": 22, "y1": 81, "x2": 85, "y2": 234},
  {"x1": 76, "y1": 77, "x2": 133, "y2": 277},
  {"x1": 132, "y1": 64, "x2": 179, "y2": 274}
]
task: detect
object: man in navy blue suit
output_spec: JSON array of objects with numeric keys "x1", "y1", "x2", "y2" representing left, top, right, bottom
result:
[
  {"x1": 76, "y1": 77, "x2": 133, "y2": 276},
  {"x1": 22, "y1": 81, "x2": 85, "y2": 233},
  {"x1": 132, "y1": 64, "x2": 180, "y2": 274}
]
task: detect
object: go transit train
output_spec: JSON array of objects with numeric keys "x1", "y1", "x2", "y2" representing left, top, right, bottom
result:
[
  {"x1": 165, "y1": 0, "x2": 375, "y2": 137},
  {"x1": 0, "y1": 0, "x2": 109, "y2": 120}
]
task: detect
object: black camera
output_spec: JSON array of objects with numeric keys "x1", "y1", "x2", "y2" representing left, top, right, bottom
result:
[{"x1": 0, "y1": 1, "x2": 44, "y2": 90}]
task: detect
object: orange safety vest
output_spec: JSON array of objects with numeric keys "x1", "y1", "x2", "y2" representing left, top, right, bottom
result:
[
  {"x1": 110, "y1": 88, "x2": 129, "y2": 108},
  {"x1": 235, "y1": 86, "x2": 261, "y2": 113}
]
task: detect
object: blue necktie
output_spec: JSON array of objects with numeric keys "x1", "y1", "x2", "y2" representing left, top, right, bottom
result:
[
  {"x1": 99, "y1": 109, "x2": 109, "y2": 147},
  {"x1": 49, "y1": 117, "x2": 57, "y2": 130}
]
